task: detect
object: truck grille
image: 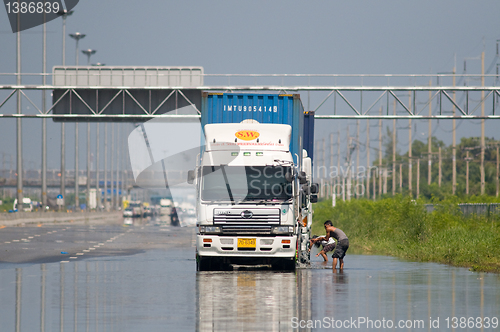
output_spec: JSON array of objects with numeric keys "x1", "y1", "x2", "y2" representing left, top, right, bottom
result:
[{"x1": 213, "y1": 208, "x2": 280, "y2": 234}]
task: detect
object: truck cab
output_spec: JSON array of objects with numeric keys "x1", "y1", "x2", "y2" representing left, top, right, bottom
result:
[{"x1": 193, "y1": 121, "x2": 315, "y2": 270}]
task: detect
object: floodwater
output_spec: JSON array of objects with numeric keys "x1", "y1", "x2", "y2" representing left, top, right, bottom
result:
[{"x1": 1, "y1": 240, "x2": 499, "y2": 331}]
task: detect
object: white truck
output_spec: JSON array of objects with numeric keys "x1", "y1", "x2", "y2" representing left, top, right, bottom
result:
[{"x1": 189, "y1": 120, "x2": 318, "y2": 271}]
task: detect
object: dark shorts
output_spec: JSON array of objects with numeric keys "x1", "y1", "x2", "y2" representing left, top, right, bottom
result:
[
  {"x1": 332, "y1": 239, "x2": 349, "y2": 259},
  {"x1": 322, "y1": 242, "x2": 336, "y2": 253}
]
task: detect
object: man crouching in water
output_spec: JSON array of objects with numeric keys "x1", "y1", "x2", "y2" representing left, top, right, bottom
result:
[{"x1": 323, "y1": 220, "x2": 349, "y2": 270}]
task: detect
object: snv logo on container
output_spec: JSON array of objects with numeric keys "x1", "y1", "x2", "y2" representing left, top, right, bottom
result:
[{"x1": 4, "y1": 0, "x2": 80, "y2": 33}]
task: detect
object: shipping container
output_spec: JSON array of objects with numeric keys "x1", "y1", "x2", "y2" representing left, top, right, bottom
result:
[
  {"x1": 201, "y1": 92, "x2": 305, "y2": 166},
  {"x1": 303, "y1": 111, "x2": 315, "y2": 164}
]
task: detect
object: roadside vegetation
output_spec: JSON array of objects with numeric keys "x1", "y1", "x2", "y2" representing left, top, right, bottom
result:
[{"x1": 312, "y1": 195, "x2": 500, "y2": 273}]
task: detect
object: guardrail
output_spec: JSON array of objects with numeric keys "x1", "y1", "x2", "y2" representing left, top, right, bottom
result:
[
  {"x1": 425, "y1": 203, "x2": 500, "y2": 217},
  {"x1": 0, "y1": 211, "x2": 122, "y2": 226}
]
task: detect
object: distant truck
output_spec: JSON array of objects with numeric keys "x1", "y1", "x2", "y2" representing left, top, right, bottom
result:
[
  {"x1": 159, "y1": 199, "x2": 172, "y2": 216},
  {"x1": 190, "y1": 93, "x2": 318, "y2": 271},
  {"x1": 127, "y1": 201, "x2": 143, "y2": 217}
]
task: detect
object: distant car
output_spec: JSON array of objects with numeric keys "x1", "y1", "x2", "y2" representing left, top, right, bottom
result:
[
  {"x1": 123, "y1": 207, "x2": 134, "y2": 217},
  {"x1": 13, "y1": 198, "x2": 33, "y2": 212}
]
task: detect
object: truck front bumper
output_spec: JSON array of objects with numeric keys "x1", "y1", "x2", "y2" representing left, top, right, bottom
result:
[{"x1": 196, "y1": 235, "x2": 296, "y2": 258}]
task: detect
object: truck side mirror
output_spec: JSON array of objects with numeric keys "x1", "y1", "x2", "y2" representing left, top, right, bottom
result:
[
  {"x1": 187, "y1": 170, "x2": 195, "y2": 184},
  {"x1": 298, "y1": 171, "x2": 307, "y2": 184},
  {"x1": 310, "y1": 195, "x2": 318, "y2": 203},
  {"x1": 310, "y1": 183, "x2": 319, "y2": 194},
  {"x1": 285, "y1": 171, "x2": 293, "y2": 183}
]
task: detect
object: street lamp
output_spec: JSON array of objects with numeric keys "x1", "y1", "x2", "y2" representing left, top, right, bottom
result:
[
  {"x1": 57, "y1": 10, "x2": 73, "y2": 210},
  {"x1": 69, "y1": 32, "x2": 85, "y2": 65},
  {"x1": 57, "y1": 10, "x2": 73, "y2": 65},
  {"x1": 81, "y1": 49, "x2": 96, "y2": 66}
]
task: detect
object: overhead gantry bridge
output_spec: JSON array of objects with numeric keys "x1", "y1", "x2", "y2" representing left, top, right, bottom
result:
[
  {"x1": 0, "y1": 67, "x2": 499, "y2": 120},
  {"x1": 0, "y1": 67, "x2": 499, "y2": 209}
]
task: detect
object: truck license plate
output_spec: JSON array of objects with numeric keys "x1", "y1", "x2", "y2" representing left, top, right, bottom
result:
[{"x1": 238, "y1": 238, "x2": 256, "y2": 248}]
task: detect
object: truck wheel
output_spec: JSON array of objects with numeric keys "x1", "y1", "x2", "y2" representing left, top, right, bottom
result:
[
  {"x1": 196, "y1": 256, "x2": 206, "y2": 271},
  {"x1": 196, "y1": 256, "x2": 213, "y2": 271},
  {"x1": 272, "y1": 259, "x2": 296, "y2": 271}
]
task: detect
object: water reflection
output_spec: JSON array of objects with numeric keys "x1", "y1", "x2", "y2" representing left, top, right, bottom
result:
[
  {"x1": 0, "y1": 254, "x2": 499, "y2": 331},
  {"x1": 196, "y1": 270, "x2": 312, "y2": 331}
]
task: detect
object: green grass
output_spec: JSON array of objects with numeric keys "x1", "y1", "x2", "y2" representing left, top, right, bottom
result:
[{"x1": 312, "y1": 196, "x2": 500, "y2": 273}]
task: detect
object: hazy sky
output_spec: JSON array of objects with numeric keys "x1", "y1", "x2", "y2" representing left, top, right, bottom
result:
[{"x1": 0, "y1": 0, "x2": 499, "y2": 173}]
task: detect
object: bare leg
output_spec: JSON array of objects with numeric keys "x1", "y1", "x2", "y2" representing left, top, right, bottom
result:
[
  {"x1": 339, "y1": 258, "x2": 344, "y2": 270},
  {"x1": 316, "y1": 251, "x2": 328, "y2": 262},
  {"x1": 332, "y1": 257, "x2": 338, "y2": 270}
]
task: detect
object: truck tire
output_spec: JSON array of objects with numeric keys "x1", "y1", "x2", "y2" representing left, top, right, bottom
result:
[
  {"x1": 196, "y1": 256, "x2": 210, "y2": 271},
  {"x1": 272, "y1": 258, "x2": 296, "y2": 271}
]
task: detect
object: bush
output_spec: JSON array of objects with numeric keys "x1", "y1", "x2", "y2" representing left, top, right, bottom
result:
[{"x1": 312, "y1": 196, "x2": 500, "y2": 273}]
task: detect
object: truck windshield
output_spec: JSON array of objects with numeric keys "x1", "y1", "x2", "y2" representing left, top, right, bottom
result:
[{"x1": 201, "y1": 165, "x2": 292, "y2": 202}]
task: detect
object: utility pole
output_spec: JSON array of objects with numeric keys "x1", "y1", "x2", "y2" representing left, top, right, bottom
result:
[
  {"x1": 452, "y1": 66, "x2": 457, "y2": 195},
  {"x1": 392, "y1": 99, "x2": 396, "y2": 196},
  {"x1": 59, "y1": 10, "x2": 72, "y2": 210},
  {"x1": 41, "y1": 16, "x2": 47, "y2": 209},
  {"x1": 378, "y1": 108, "x2": 382, "y2": 197},
  {"x1": 438, "y1": 147, "x2": 442, "y2": 187},
  {"x1": 399, "y1": 163, "x2": 403, "y2": 192},
  {"x1": 322, "y1": 138, "x2": 326, "y2": 197},
  {"x1": 408, "y1": 94, "x2": 412, "y2": 197},
  {"x1": 428, "y1": 80, "x2": 432, "y2": 186},
  {"x1": 466, "y1": 150, "x2": 470, "y2": 195},
  {"x1": 96, "y1": 123, "x2": 100, "y2": 210},
  {"x1": 104, "y1": 123, "x2": 108, "y2": 210},
  {"x1": 337, "y1": 130, "x2": 341, "y2": 198},
  {"x1": 115, "y1": 125, "x2": 120, "y2": 209},
  {"x1": 497, "y1": 145, "x2": 499, "y2": 197},
  {"x1": 383, "y1": 168, "x2": 388, "y2": 194},
  {"x1": 417, "y1": 158, "x2": 420, "y2": 199},
  {"x1": 366, "y1": 119, "x2": 370, "y2": 198},
  {"x1": 330, "y1": 133, "x2": 334, "y2": 198},
  {"x1": 356, "y1": 120, "x2": 360, "y2": 197},
  {"x1": 480, "y1": 51, "x2": 485, "y2": 195},
  {"x1": 372, "y1": 168, "x2": 376, "y2": 201},
  {"x1": 110, "y1": 123, "x2": 114, "y2": 210},
  {"x1": 75, "y1": 123, "x2": 79, "y2": 210},
  {"x1": 16, "y1": 14, "x2": 23, "y2": 211},
  {"x1": 87, "y1": 123, "x2": 91, "y2": 211},
  {"x1": 346, "y1": 127, "x2": 351, "y2": 201}
]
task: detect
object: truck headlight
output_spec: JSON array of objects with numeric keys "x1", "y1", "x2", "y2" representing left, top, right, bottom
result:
[
  {"x1": 199, "y1": 226, "x2": 221, "y2": 234},
  {"x1": 271, "y1": 226, "x2": 294, "y2": 235}
]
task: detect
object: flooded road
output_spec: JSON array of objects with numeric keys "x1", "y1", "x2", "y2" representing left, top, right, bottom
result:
[{"x1": 0, "y1": 220, "x2": 499, "y2": 331}]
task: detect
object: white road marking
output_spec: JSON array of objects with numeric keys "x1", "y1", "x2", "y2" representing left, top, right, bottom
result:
[
  {"x1": 76, "y1": 253, "x2": 84, "y2": 256},
  {"x1": 89, "y1": 248, "x2": 95, "y2": 250},
  {"x1": 60, "y1": 261, "x2": 69, "y2": 263},
  {"x1": 4, "y1": 242, "x2": 11, "y2": 244},
  {"x1": 69, "y1": 257, "x2": 77, "y2": 259},
  {"x1": 83, "y1": 250, "x2": 90, "y2": 252},
  {"x1": 12, "y1": 240, "x2": 19, "y2": 242},
  {"x1": 28, "y1": 236, "x2": 34, "y2": 239}
]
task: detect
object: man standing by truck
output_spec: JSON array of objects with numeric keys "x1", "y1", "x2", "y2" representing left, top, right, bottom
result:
[{"x1": 323, "y1": 220, "x2": 349, "y2": 270}]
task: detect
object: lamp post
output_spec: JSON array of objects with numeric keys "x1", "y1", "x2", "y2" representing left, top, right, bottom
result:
[
  {"x1": 69, "y1": 32, "x2": 85, "y2": 66},
  {"x1": 57, "y1": 10, "x2": 73, "y2": 210},
  {"x1": 69, "y1": 32, "x2": 85, "y2": 210},
  {"x1": 81, "y1": 49, "x2": 96, "y2": 66}
]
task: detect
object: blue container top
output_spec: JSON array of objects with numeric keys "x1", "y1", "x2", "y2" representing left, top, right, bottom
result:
[{"x1": 202, "y1": 93, "x2": 304, "y2": 165}]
